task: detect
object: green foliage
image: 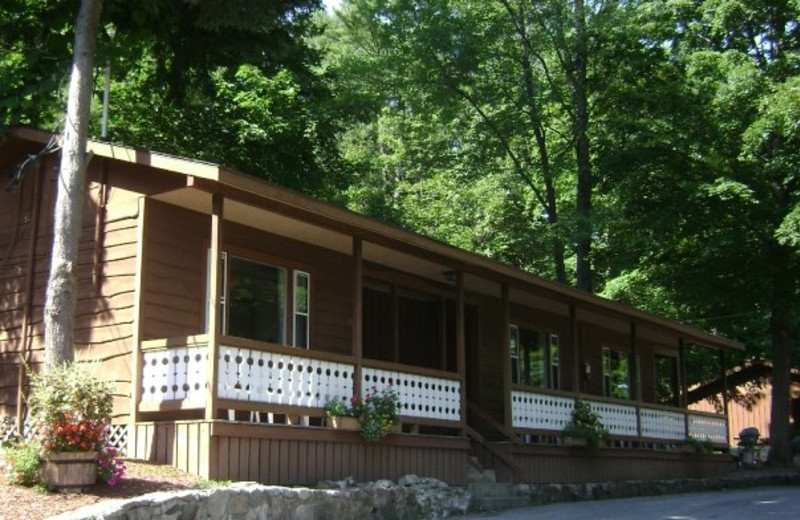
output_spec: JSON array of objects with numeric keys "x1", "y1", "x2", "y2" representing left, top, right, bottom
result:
[
  {"x1": 1, "y1": 0, "x2": 344, "y2": 198},
  {"x1": 563, "y1": 401, "x2": 609, "y2": 452},
  {"x1": 323, "y1": 397, "x2": 359, "y2": 418},
  {"x1": 28, "y1": 363, "x2": 113, "y2": 453},
  {"x1": 1, "y1": 442, "x2": 42, "y2": 487},
  {"x1": 684, "y1": 437, "x2": 714, "y2": 454},
  {"x1": 359, "y1": 386, "x2": 401, "y2": 442}
]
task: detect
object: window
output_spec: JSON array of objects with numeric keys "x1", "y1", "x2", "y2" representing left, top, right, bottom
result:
[
  {"x1": 293, "y1": 271, "x2": 310, "y2": 348},
  {"x1": 510, "y1": 325, "x2": 520, "y2": 384},
  {"x1": 227, "y1": 256, "x2": 286, "y2": 343},
  {"x1": 209, "y1": 253, "x2": 311, "y2": 347},
  {"x1": 603, "y1": 347, "x2": 630, "y2": 399},
  {"x1": 549, "y1": 334, "x2": 560, "y2": 390},
  {"x1": 654, "y1": 354, "x2": 679, "y2": 406},
  {"x1": 510, "y1": 325, "x2": 558, "y2": 388}
]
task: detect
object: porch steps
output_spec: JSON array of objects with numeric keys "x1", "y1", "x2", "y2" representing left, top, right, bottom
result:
[{"x1": 466, "y1": 468, "x2": 530, "y2": 512}]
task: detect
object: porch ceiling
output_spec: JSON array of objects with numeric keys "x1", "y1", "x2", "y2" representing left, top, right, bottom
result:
[{"x1": 151, "y1": 187, "x2": 458, "y2": 290}]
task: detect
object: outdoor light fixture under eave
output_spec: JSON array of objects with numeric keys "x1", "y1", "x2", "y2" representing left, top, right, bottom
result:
[{"x1": 442, "y1": 270, "x2": 457, "y2": 283}]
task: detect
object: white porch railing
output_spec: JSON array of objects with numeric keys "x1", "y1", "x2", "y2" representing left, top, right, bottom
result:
[
  {"x1": 511, "y1": 388, "x2": 728, "y2": 445},
  {"x1": 138, "y1": 337, "x2": 462, "y2": 424},
  {"x1": 363, "y1": 366, "x2": 462, "y2": 421},
  {"x1": 687, "y1": 412, "x2": 728, "y2": 444},
  {"x1": 510, "y1": 390, "x2": 574, "y2": 431},
  {"x1": 140, "y1": 343, "x2": 209, "y2": 406},
  {"x1": 585, "y1": 399, "x2": 639, "y2": 437},
  {"x1": 217, "y1": 344, "x2": 354, "y2": 409},
  {"x1": 641, "y1": 407, "x2": 686, "y2": 441}
]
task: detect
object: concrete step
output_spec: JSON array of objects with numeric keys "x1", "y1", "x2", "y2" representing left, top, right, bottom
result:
[
  {"x1": 466, "y1": 467, "x2": 496, "y2": 484},
  {"x1": 468, "y1": 482, "x2": 516, "y2": 497},
  {"x1": 469, "y1": 495, "x2": 531, "y2": 512},
  {"x1": 468, "y1": 482, "x2": 530, "y2": 513}
]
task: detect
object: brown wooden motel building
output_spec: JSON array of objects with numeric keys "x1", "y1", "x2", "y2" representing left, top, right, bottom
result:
[{"x1": 0, "y1": 127, "x2": 742, "y2": 486}]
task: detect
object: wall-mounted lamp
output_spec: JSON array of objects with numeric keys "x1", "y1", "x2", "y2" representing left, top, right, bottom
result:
[
  {"x1": 584, "y1": 362, "x2": 591, "y2": 378},
  {"x1": 442, "y1": 270, "x2": 457, "y2": 283}
]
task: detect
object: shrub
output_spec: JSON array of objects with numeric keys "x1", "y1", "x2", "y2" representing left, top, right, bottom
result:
[
  {"x1": 359, "y1": 385, "x2": 401, "y2": 442},
  {"x1": 28, "y1": 363, "x2": 113, "y2": 454},
  {"x1": 97, "y1": 443, "x2": 126, "y2": 487},
  {"x1": 2, "y1": 442, "x2": 42, "y2": 486},
  {"x1": 323, "y1": 397, "x2": 359, "y2": 418},
  {"x1": 563, "y1": 400, "x2": 609, "y2": 452}
]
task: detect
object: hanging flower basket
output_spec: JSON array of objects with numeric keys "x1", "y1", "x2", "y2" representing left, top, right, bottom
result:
[{"x1": 41, "y1": 451, "x2": 98, "y2": 488}]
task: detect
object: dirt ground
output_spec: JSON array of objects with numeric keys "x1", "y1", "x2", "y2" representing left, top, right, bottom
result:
[{"x1": 0, "y1": 455, "x2": 207, "y2": 520}]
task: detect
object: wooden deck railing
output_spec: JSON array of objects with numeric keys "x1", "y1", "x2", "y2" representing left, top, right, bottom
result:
[
  {"x1": 137, "y1": 335, "x2": 463, "y2": 425},
  {"x1": 510, "y1": 385, "x2": 728, "y2": 446}
]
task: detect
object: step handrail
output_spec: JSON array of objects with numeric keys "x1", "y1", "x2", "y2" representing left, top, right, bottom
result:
[
  {"x1": 467, "y1": 401, "x2": 523, "y2": 445},
  {"x1": 465, "y1": 425, "x2": 524, "y2": 482},
  {"x1": 466, "y1": 401, "x2": 524, "y2": 482}
]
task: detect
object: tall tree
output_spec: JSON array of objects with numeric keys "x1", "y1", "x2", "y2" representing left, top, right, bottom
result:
[
  {"x1": 1, "y1": 0, "x2": 341, "y2": 198},
  {"x1": 326, "y1": 0, "x2": 624, "y2": 287},
  {"x1": 601, "y1": 0, "x2": 799, "y2": 464},
  {"x1": 43, "y1": 0, "x2": 103, "y2": 369}
]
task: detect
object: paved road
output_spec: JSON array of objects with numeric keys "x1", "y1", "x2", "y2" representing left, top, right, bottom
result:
[{"x1": 463, "y1": 486, "x2": 800, "y2": 520}]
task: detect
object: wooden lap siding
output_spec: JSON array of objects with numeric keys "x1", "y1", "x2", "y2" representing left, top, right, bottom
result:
[
  {"x1": 141, "y1": 200, "x2": 355, "y2": 356},
  {"x1": 487, "y1": 444, "x2": 731, "y2": 483},
  {"x1": 130, "y1": 421, "x2": 469, "y2": 486},
  {"x1": 141, "y1": 201, "x2": 207, "y2": 340},
  {"x1": 0, "y1": 154, "x2": 43, "y2": 417},
  {"x1": 1, "y1": 155, "x2": 144, "y2": 420}
]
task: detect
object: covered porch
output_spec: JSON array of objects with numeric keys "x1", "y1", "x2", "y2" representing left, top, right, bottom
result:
[{"x1": 125, "y1": 167, "x2": 739, "y2": 485}]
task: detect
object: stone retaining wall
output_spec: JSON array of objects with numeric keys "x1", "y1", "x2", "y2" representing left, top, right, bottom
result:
[
  {"x1": 51, "y1": 475, "x2": 471, "y2": 520},
  {"x1": 514, "y1": 470, "x2": 800, "y2": 506}
]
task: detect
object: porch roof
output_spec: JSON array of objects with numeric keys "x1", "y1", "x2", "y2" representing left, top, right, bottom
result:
[{"x1": 2, "y1": 127, "x2": 743, "y2": 351}]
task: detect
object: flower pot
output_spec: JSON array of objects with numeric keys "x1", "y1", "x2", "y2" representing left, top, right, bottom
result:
[
  {"x1": 41, "y1": 451, "x2": 98, "y2": 488},
  {"x1": 328, "y1": 416, "x2": 361, "y2": 431}
]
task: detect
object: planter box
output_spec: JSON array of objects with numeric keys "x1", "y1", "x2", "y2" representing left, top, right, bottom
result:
[
  {"x1": 328, "y1": 416, "x2": 361, "y2": 431},
  {"x1": 41, "y1": 451, "x2": 98, "y2": 488},
  {"x1": 563, "y1": 437, "x2": 588, "y2": 447}
]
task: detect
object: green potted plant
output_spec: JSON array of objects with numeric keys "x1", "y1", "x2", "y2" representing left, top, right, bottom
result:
[
  {"x1": 562, "y1": 400, "x2": 609, "y2": 452},
  {"x1": 324, "y1": 396, "x2": 361, "y2": 431},
  {"x1": 28, "y1": 363, "x2": 113, "y2": 488},
  {"x1": 359, "y1": 385, "x2": 401, "y2": 442}
]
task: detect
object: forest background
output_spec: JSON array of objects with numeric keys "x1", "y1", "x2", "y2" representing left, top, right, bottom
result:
[{"x1": 1, "y1": 0, "x2": 798, "y2": 462}]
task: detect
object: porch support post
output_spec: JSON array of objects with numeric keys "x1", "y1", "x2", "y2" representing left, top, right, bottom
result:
[
  {"x1": 391, "y1": 285, "x2": 399, "y2": 363},
  {"x1": 630, "y1": 322, "x2": 642, "y2": 439},
  {"x1": 719, "y1": 349, "x2": 730, "y2": 443},
  {"x1": 130, "y1": 197, "x2": 148, "y2": 426},
  {"x1": 352, "y1": 237, "x2": 363, "y2": 398},
  {"x1": 678, "y1": 338, "x2": 687, "y2": 408},
  {"x1": 630, "y1": 322, "x2": 641, "y2": 402},
  {"x1": 569, "y1": 304, "x2": 581, "y2": 393},
  {"x1": 501, "y1": 284, "x2": 511, "y2": 429},
  {"x1": 456, "y1": 269, "x2": 466, "y2": 433},
  {"x1": 205, "y1": 194, "x2": 224, "y2": 421}
]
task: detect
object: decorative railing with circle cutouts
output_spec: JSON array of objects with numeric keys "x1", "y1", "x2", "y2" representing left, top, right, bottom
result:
[
  {"x1": 511, "y1": 388, "x2": 728, "y2": 445},
  {"x1": 217, "y1": 345, "x2": 354, "y2": 409},
  {"x1": 362, "y1": 366, "x2": 461, "y2": 422}
]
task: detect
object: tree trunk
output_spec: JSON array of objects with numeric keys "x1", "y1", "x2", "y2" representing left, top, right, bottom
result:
[
  {"x1": 573, "y1": 0, "x2": 592, "y2": 294},
  {"x1": 43, "y1": 0, "x2": 104, "y2": 371},
  {"x1": 767, "y1": 244, "x2": 793, "y2": 466}
]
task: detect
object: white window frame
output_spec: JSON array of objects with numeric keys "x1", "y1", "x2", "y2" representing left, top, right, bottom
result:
[{"x1": 292, "y1": 270, "x2": 311, "y2": 349}]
